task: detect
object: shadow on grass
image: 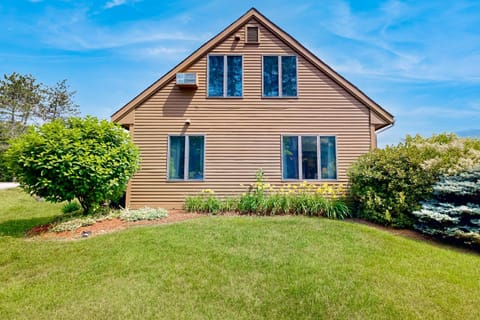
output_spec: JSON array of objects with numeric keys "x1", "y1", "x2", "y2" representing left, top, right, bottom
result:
[{"x1": 0, "y1": 216, "x2": 55, "y2": 238}]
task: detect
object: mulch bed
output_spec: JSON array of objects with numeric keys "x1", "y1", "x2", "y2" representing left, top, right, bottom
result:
[
  {"x1": 25, "y1": 212, "x2": 480, "y2": 254},
  {"x1": 27, "y1": 210, "x2": 204, "y2": 241}
]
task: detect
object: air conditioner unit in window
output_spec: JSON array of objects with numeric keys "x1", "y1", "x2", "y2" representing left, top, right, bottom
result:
[{"x1": 176, "y1": 73, "x2": 197, "y2": 88}]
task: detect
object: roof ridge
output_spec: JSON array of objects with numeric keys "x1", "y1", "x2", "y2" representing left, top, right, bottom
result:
[{"x1": 112, "y1": 8, "x2": 394, "y2": 127}]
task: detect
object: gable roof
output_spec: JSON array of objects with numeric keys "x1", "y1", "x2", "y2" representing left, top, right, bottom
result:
[{"x1": 111, "y1": 7, "x2": 394, "y2": 128}]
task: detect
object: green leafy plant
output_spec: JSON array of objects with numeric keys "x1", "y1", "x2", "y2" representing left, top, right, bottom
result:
[
  {"x1": 348, "y1": 133, "x2": 480, "y2": 227},
  {"x1": 50, "y1": 216, "x2": 98, "y2": 232},
  {"x1": 185, "y1": 170, "x2": 350, "y2": 219},
  {"x1": 62, "y1": 201, "x2": 82, "y2": 214},
  {"x1": 5, "y1": 116, "x2": 140, "y2": 214},
  {"x1": 184, "y1": 189, "x2": 223, "y2": 214},
  {"x1": 120, "y1": 207, "x2": 168, "y2": 222}
]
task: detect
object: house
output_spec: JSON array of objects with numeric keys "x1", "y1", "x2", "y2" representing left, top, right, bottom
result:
[{"x1": 111, "y1": 8, "x2": 394, "y2": 209}]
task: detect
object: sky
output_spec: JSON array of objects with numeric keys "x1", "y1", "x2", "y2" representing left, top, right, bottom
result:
[{"x1": 1, "y1": 0, "x2": 479, "y2": 146}]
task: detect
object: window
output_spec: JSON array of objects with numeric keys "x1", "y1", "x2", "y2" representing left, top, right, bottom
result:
[
  {"x1": 282, "y1": 135, "x2": 337, "y2": 180},
  {"x1": 246, "y1": 26, "x2": 259, "y2": 43},
  {"x1": 168, "y1": 135, "x2": 205, "y2": 180},
  {"x1": 263, "y1": 56, "x2": 297, "y2": 97},
  {"x1": 208, "y1": 55, "x2": 242, "y2": 97}
]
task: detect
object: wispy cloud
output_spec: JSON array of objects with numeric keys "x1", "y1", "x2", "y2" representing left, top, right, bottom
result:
[
  {"x1": 35, "y1": 7, "x2": 208, "y2": 51},
  {"x1": 134, "y1": 46, "x2": 190, "y2": 58},
  {"x1": 104, "y1": 0, "x2": 139, "y2": 9},
  {"x1": 312, "y1": 0, "x2": 480, "y2": 83}
]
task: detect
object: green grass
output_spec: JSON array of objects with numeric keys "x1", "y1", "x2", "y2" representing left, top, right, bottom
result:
[{"x1": 1, "y1": 188, "x2": 480, "y2": 319}]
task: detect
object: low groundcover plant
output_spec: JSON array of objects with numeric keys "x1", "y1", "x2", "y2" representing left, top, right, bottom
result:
[{"x1": 51, "y1": 207, "x2": 168, "y2": 232}]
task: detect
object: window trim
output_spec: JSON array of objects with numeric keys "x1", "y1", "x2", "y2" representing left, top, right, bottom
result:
[
  {"x1": 206, "y1": 54, "x2": 244, "y2": 98},
  {"x1": 167, "y1": 134, "x2": 206, "y2": 182},
  {"x1": 262, "y1": 55, "x2": 298, "y2": 98},
  {"x1": 280, "y1": 134, "x2": 338, "y2": 182}
]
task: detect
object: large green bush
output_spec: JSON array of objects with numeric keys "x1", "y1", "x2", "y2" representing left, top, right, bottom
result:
[
  {"x1": 348, "y1": 133, "x2": 480, "y2": 227},
  {"x1": 412, "y1": 167, "x2": 480, "y2": 248},
  {"x1": 5, "y1": 116, "x2": 140, "y2": 213}
]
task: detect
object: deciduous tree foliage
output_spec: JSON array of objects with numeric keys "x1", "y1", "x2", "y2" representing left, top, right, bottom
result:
[{"x1": 5, "y1": 117, "x2": 139, "y2": 213}]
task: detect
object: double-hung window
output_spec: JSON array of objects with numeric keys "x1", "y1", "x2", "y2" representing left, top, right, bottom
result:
[
  {"x1": 263, "y1": 55, "x2": 297, "y2": 97},
  {"x1": 282, "y1": 135, "x2": 337, "y2": 180},
  {"x1": 168, "y1": 135, "x2": 205, "y2": 180},
  {"x1": 208, "y1": 55, "x2": 242, "y2": 97}
]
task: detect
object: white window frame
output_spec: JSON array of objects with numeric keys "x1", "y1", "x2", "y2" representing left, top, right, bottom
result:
[
  {"x1": 206, "y1": 54, "x2": 243, "y2": 98},
  {"x1": 281, "y1": 135, "x2": 338, "y2": 181},
  {"x1": 262, "y1": 55, "x2": 298, "y2": 98},
  {"x1": 167, "y1": 134, "x2": 206, "y2": 181}
]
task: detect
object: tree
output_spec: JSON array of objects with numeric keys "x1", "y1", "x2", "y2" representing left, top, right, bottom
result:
[
  {"x1": 0, "y1": 73, "x2": 80, "y2": 181},
  {"x1": 37, "y1": 79, "x2": 79, "y2": 122},
  {"x1": 5, "y1": 117, "x2": 140, "y2": 213},
  {"x1": 0, "y1": 73, "x2": 42, "y2": 145}
]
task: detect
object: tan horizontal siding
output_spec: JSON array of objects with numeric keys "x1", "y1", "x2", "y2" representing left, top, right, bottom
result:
[{"x1": 127, "y1": 19, "x2": 371, "y2": 209}]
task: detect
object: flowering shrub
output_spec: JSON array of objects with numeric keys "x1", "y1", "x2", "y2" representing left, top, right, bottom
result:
[
  {"x1": 184, "y1": 170, "x2": 350, "y2": 219},
  {"x1": 413, "y1": 167, "x2": 480, "y2": 248},
  {"x1": 349, "y1": 133, "x2": 480, "y2": 227}
]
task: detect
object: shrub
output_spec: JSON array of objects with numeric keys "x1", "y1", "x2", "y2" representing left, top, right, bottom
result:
[
  {"x1": 62, "y1": 201, "x2": 82, "y2": 214},
  {"x1": 4, "y1": 116, "x2": 140, "y2": 214},
  {"x1": 0, "y1": 149, "x2": 13, "y2": 181},
  {"x1": 185, "y1": 170, "x2": 350, "y2": 219},
  {"x1": 349, "y1": 133, "x2": 480, "y2": 227},
  {"x1": 120, "y1": 207, "x2": 168, "y2": 222},
  {"x1": 412, "y1": 167, "x2": 480, "y2": 248}
]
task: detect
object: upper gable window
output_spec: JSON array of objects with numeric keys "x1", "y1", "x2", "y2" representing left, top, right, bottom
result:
[
  {"x1": 208, "y1": 55, "x2": 242, "y2": 97},
  {"x1": 263, "y1": 56, "x2": 297, "y2": 97},
  {"x1": 246, "y1": 26, "x2": 259, "y2": 43}
]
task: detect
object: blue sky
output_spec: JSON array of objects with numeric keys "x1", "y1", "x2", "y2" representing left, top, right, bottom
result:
[{"x1": 1, "y1": 0, "x2": 479, "y2": 146}]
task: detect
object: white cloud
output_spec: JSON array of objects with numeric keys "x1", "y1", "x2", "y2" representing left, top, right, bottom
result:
[
  {"x1": 104, "y1": 0, "x2": 136, "y2": 9},
  {"x1": 35, "y1": 7, "x2": 209, "y2": 51},
  {"x1": 136, "y1": 46, "x2": 189, "y2": 57},
  {"x1": 313, "y1": 0, "x2": 480, "y2": 83}
]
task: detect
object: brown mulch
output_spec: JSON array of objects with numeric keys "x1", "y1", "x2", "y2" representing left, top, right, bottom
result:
[
  {"x1": 27, "y1": 210, "x2": 204, "y2": 241},
  {"x1": 25, "y1": 212, "x2": 479, "y2": 254}
]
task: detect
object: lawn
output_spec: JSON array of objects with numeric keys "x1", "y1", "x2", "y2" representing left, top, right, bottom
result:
[{"x1": 1, "y1": 188, "x2": 479, "y2": 319}]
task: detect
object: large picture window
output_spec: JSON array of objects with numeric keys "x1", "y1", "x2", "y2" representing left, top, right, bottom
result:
[
  {"x1": 168, "y1": 135, "x2": 205, "y2": 180},
  {"x1": 282, "y1": 135, "x2": 337, "y2": 180},
  {"x1": 208, "y1": 55, "x2": 242, "y2": 97},
  {"x1": 263, "y1": 55, "x2": 297, "y2": 97}
]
